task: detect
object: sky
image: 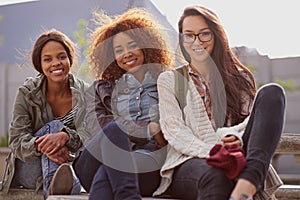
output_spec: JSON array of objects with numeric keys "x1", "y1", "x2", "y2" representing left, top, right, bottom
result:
[
  {"x1": 0, "y1": 0, "x2": 38, "y2": 6},
  {"x1": 151, "y1": 0, "x2": 300, "y2": 59},
  {"x1": 1, "y1": 0, "x2": 299, "y2": 59}
]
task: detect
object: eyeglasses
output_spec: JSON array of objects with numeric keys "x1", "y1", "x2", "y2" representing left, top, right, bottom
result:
[{"x1": 182, "y1": 31, "x2": 213, "y2": 43}]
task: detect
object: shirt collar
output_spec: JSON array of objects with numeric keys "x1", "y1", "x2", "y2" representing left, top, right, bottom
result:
[{"x1": 120, "y1": 71, "x2": 156, "y2": 88}]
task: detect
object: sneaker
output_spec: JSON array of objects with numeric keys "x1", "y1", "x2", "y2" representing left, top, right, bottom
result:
[{"x1": 48, "y1": 163, "x2": 73, "y2": 195}]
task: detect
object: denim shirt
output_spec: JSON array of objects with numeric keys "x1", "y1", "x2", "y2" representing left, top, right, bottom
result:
[{"x1": 113, "y1": 72, "x2": 159, "y2": 124}]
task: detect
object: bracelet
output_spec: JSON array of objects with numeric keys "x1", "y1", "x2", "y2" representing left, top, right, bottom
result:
[
  {"x1": 229, "y1": 194, "x2": 253, "y2": 200},
  {"x1": 240, "y1": 194, "x2": 253, "y2": 200}
]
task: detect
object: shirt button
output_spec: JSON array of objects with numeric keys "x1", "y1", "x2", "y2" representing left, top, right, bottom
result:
[
  {"x1": 136, "y1": 96, "x2": 140, "y2": 100},
  {"x1": 139, "y1": 87, "x2": 143, "y2": 91},
  {"x1": 137, "y1": 111, "x2": 141, "y2": 116}
]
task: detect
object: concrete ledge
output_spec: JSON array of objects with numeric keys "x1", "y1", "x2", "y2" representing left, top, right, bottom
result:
[
  {"x1": 275, "y1": 185, "x2": 300, "y2": 200},
  {"x1": 0, "y1": 190, "x2": 178, "y2": 200},
  {"x1": 0, "y1": 147, "x2": 10, "y2": 181},
  {"x1": 47, "y1": 194, "x2": 87, "y2": 200},
  {"x1": 1, "y1": 186, "x2": 300, "y2": 200},
  {"x1": 276, "y1": 133, "x2": 300, "y2": 154},
  {"x1": 0, "y1": 189, "x2": 43, "y2": 200},
  {"x1": 47, "y1": 195, "x2": 177, "y2": 200},
  {"x1": 1, "y1": 133, "x2": 300, "y2": 199}
]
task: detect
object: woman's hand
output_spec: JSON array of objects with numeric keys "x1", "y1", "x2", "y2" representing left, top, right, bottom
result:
[
  {"x1": 46, "y1": 146, "x2": 70, "y2": 164},
  {"x1": 35, "y1": 132, "x2": 70, "y2": 155},
  {"x1": 149, "y1": 122, "x2": 168, "y2": 148},
  {"x1": 221, "y1": 135, "x2": 241, "y2": 147}
]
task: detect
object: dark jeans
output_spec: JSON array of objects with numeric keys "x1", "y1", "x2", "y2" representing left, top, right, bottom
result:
[
  {"x1": 73, "y1": 121, "x2": 166, "y2": 200},
  {"x1": 169, "y1": 83, "x2": 286, "y2": 200}
]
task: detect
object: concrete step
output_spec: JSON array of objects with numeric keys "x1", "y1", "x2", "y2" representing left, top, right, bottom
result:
[
  {"x1": 47, "y1": 195, "x2": 176, "y2": 200},
  {"x1": 0, "y1": 190, "x2": 177, "y2": 200},
  {"x1": 1, "y1": 185, "x2": 300, "y2": 200},
  {"x1": 276, "y1": 133, "x2": 300, "y2": 154},
  {"x1": 275, "y1": 185, "x2": 300, "y2": 200},
  {"x1": 0, "y1": 189, "x2": 43, "y2": 200}
]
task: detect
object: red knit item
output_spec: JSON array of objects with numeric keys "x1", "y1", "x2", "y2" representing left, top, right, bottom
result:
[{"x1": 206, "y1": 144, "x2": 247, "y2": 179}]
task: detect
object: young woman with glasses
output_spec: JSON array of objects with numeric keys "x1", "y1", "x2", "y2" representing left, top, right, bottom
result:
[{"x1": 153, "y1": 5, "x2": 286, "y2": 200}]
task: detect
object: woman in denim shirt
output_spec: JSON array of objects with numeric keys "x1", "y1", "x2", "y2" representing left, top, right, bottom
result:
[{"x1": 72, "y1": 8, "x2": 173, "y2": 200}]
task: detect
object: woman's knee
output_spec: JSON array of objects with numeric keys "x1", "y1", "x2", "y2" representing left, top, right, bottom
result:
[
  {"x1": 258, "y1": 83, "x2": 285, "y2": 103},
  {"x1": 172, "y1": 160, "x2": 233, "y2": 199},
  {"x1": 103, "y1": 121, "x2": 130, "y2": 147},
  {"x1": 72, "y1": 149, "x2": 101, "y2": 192},
  {"x1": 255, "y1": 83, "x2": 286, "y2": 113}
]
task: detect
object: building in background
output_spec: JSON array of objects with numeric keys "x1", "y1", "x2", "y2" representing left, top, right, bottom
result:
[
  {"x1": 233, "y1": 46, "x2": 300, "y2": 182},
  {"x1": 0, "y1": 0, "x2": 177, "y2": 139},
  {"x1": 233, "y1": 46, "x2": 300, "y2": 133}
]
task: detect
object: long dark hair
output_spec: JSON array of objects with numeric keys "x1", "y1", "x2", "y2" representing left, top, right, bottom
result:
[{"x1": 178, "y1": 6, "x2": 256, "y2": 126}]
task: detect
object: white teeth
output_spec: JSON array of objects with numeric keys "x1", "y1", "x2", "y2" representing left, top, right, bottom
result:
[
  {"x1": 125, "y1": 60, "x2": 136, "y2": 65},
  {"x1": 51, "y1": 69, "x2": 63, "y2": 74},
  {"x1": 194, "y1": 48, "x2": 205, "y2": 53}
]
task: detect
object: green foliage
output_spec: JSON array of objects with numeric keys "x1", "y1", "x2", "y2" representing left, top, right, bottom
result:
[
  {"x1": 257, "y1": 78, "x2": 300, "y2": 91},
  {"x1": 73, "y1": 18, "x2": 93, "y2": 82},
  {"x1": 73, "y1": 19, "x2": 89, "y2": 49},
  {"x1": 257, "y1": 82, "x2": 265, "y2": 88},
  {"x1": 78, "y1": 62, "x2": 90, "y2": 75},
  {"x1": 246, "y1": 65, "x2": 300, "y2": 92},
  {"x1": 246, "y1": 65, "x2": 258, "y2": 73},
  {"x1": 0, "y1": 131, "x2": 9, "y2": 147},
  {"x1": 274, "y1": 77, "x2": 300, "y2": 92}
]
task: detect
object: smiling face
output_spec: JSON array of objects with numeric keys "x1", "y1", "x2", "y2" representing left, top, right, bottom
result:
[
  {"x1": 41, "y1": 41, "x2": 71, "y2": 84},
  {"x1": 113, "y1": 32, "x2": 145, "y2": 74},
  {"x1": 182, "y1": 15, "x2": 214, "y2": 66}
]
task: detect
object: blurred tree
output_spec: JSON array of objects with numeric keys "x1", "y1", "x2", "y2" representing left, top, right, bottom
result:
[
  {"x1": 0, "y1": 131, "x2": 8, "y2": 147},
  {"x1": 247, "y1": 65, "x2": 300, "y2": 91},
  {"x1": 246, "y1": 65, "x2": 258, "y2": 73},
  {"x1": 73, "y1": 19, "x2": 89, "y2": 50},
  {"x1": 72, "y1": 19, "x2": 93, "y2": 83},
  {"x1": 274, "y1": 77, "x2": 300, "y2": 92}
]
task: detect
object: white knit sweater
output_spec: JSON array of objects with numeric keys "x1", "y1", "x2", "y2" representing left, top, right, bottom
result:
[{"x1": 153, "y1": 70, "x2": 281, "y2": 199}]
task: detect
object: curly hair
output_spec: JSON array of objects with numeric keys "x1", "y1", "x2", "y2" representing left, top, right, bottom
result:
[
  {"x1": 88, "y1": 8, "x2": 173, "y2": 81},
  {"x1": 178, "y1": 6, "x2": 257, "y2": 126}
]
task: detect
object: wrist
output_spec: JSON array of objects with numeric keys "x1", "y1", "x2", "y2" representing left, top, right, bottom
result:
[{"x1": 61, "y1": 131, "x2": 70, "y2": 143}]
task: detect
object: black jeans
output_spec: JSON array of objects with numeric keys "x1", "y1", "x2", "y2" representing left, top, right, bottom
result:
[
  {"x1": 73, "y1": 121, "x2": 166, "y2": 200},
  {"x1": 169, "y1": 83, "x2": 286, "y2": 200}
]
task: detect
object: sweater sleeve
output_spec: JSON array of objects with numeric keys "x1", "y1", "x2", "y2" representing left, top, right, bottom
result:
[
  {"x1": 157, "y1": 71, "x2": 215, "y2": 157},
  {"x1": 216, "y1": 116, "x2": 249, "y2": 146}
]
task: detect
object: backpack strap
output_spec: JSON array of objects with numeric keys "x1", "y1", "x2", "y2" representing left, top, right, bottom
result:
[{"x1": 173, "y1": 65, "x2": 188, "y2": 113}]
